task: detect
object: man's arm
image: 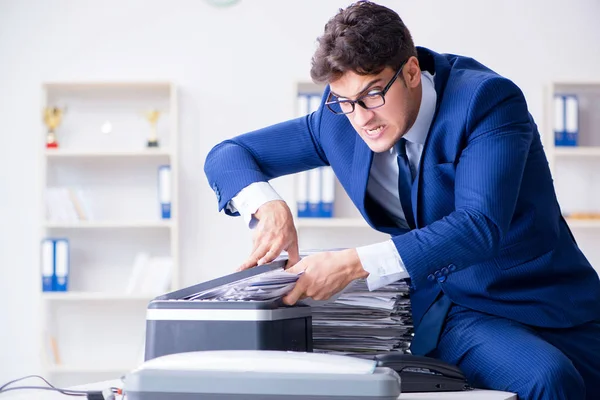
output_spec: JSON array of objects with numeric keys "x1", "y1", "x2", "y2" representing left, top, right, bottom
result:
[
  {"x1": 393, "y1": 76, "x2": 534, "y2": 289},
  {"x1": 204, "y1": 112, "x2": 328, "y2": 215},
  {"x1": 228, "y1": 182, "x2": 283, "y2": 228}
]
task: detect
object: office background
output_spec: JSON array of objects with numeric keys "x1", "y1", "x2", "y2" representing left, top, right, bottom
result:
[{"x1": 1, "y1": 0, "x2": 599, "y2": 386}]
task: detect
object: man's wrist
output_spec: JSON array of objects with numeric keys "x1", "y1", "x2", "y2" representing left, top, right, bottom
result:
[{"x1": 342, "y1": 248, "x2": 369, "y2": 280}]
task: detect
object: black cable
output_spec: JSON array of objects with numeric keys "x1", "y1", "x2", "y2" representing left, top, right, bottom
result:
[
  {"x1": 0, "y1": 374, "x2": 122, "y2": 399},
  {"x1": 0, "y1": 385, "x2": 90, "y2": 396},
  {"x1": 0, "y1": 374, "x2": 59, "y2": 391}
]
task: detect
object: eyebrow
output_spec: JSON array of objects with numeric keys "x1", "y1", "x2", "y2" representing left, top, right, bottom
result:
[{"x1": 330, "y1": 78, "x2": 384, "y2": 99}]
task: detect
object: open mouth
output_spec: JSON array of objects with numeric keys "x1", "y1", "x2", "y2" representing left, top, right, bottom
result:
[{"x1": 365, "y1": 125, "x2": 385, "y2": 138}]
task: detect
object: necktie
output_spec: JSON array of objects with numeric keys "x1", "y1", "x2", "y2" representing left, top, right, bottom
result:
[
  {"x1": 409, "y1": 291, "x2": 452, "y2": 356},
  {"x1": 397, "y1": 138, "x2": 416, "y2": 229}
]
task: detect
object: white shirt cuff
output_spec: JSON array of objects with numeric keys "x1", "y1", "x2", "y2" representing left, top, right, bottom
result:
[
  {"x1": 228, "y1": 182, "x2": 283, "y2": 228},
  {"x1": 356, "y1": 240, "x2": 409, "y2": 291}
]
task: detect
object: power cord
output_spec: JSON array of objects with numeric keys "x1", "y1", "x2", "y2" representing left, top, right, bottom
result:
[{"x1": 0, "y1": 375, "x2": 123, "y2": 399}]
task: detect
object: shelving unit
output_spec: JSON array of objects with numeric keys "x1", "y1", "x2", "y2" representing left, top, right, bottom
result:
[
  {"x1": 39, "y1": 81, "x2": 179, "y2": 387},
  {"x1": 544, "y1": 81, "x2": 600, "y2": 276}
]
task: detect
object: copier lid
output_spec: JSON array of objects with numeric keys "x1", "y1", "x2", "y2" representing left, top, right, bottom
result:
[{"x1": 133, "y1": 350, "x2": 377, "y2": 375}]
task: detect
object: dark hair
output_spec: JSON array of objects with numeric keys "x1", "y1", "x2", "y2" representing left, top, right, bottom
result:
[{"x1": 310, "y1": 1, "x2": 417, "y2": 84}]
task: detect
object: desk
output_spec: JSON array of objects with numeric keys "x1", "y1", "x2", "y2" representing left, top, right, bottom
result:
[{"x1": 1, "y1": 379, "x2": 517, "y2": 399}]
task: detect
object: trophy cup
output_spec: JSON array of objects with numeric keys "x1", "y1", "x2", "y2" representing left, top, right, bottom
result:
[
  {"x1": 43, "y1": 107, "x2": 65, "y2": 149},
  {"x1": 145, "y1": 109, "x2": 161, "y2": 148}
]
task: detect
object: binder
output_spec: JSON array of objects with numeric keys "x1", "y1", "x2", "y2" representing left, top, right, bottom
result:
[
  {"x1": 296, "y1": 171, "x2": 309, "y2": 218},
  {"x1": 295, "y1": 93, "x2": 312, "y2": 218},
  {"x1": 554, "y1": 94, "x2": 565, "y2": 146},
  {"x1": 320, "y1": 166, "x2": 335, "y2": 218},
  {"x1": 307, "y1": 168, "x2": 321, "y2": 218},
  {"x1": 564, "y1": 95, "x2": 579, "y2": 146},
  {"x1": 53, "y1": 238, "x2": 70, "y2": 292},
  {"x1": 308, "y1": 94, "x2": 321, "y2": 114},
  {"x1": 296, "y1": 94, "x2": 310, "y2": 117},
  {"x1": 158, "y1": 165, "x2": 172, "y2": 219},
  {"x1": 41, "y1": 239, "x2": 55, "y2": 292}
]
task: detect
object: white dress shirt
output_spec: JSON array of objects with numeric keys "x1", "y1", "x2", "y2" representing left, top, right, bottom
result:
[{"x1": 227, "y1": 72, "x2": 437, "y2": 291}]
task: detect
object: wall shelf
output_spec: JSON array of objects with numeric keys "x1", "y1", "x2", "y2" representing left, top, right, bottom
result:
[
  {"x1": 553, "y1": 147, "x2": 600, "y2": 157},
  {"x1": 44, "y1": 220, "x2": 174, "y2": 229},
  {"x1": 45, "y1": 149, "x2": 172, "y2": 158},
  {"x1": 565, "y1": 218, "x2": 600, "y2": 228},
  {"x1": 41, "y1": 292, "x2": 156, "y2": 301},
  {"x1": 46, "y1": 364, "x2": 134, "y2": 374},
  {"x1": 295, "y1": 218, "x2": 370, "y2": 228}
]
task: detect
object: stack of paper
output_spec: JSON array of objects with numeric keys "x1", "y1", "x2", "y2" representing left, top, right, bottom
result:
[
  {"x1": 183, "y1": 269, "x2": 302, "y2": 301},
  {"x1": 311, "y1": 279, "x2": 413, "y2": 356}
]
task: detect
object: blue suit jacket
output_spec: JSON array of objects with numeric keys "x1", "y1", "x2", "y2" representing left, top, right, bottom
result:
[{"x1": 205, "y1": 47, "x2": 600, "y2": 332}]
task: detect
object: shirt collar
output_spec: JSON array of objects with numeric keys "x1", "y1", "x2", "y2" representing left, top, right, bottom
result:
[{"x1": 399, "y1": 71, "x2": 436, "y2": 146}]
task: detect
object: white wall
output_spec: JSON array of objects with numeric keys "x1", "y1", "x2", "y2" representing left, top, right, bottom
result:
[{"x1": 1, "y1": 0, "x2": 599, "y2": 383}]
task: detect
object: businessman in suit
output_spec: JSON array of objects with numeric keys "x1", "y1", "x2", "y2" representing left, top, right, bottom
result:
[{"x1": 204, "y1": 1, "x2": 600, "y2": 398}]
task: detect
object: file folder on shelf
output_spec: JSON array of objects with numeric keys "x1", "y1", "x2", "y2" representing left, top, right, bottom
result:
[
  {"x1": 41, "y1": 239, "x2": 55, "y2": 292},
  {"x1": 53, "y1": 238, "x2": 70, "y2": 292},
  {"x1": 307, "y1": 168, "x2": 321, "y2": 218},
  {"x1": 564, "y1": 95, "x2": 579, "y2": 146},
  {"x1": 296, "y1": 171, "x2": 309, "y2": 218},
  {"x1": 554, "y1": 94, "x2": 579, "y2": 147},
  {"x1": 553, "y1": 94, "x2": 565, "y2": 146},
  {"x1": 158, "y1": 165, "x2": 171, "y2": 219},
  {"x1": 320, "y1": 166, "x2": 335, "y2": 218}
]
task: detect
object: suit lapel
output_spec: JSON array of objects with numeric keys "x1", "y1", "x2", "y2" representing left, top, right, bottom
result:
[
  {"x1": 351, "y1": 133, "x2": 374, "y2": 224},
  {"x1": 412, "y1": 48, "x2": 451, "y2": 228}
]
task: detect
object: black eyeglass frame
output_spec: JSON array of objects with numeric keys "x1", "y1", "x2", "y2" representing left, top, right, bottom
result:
[{"x1": 325, "y1": 60, "x2": 408, "y2": 115}]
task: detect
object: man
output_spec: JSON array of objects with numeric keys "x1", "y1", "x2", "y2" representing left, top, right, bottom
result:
[{"x1": 204, "y1": 1, "x2": 600, "y2": 398}]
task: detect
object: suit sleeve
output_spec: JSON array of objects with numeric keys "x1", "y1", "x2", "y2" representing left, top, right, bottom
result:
[
  {"x1": 392, "y1": 77, "x2": 534, "y2": 289},
  {"x1": 204, "y1": 106, "x2": 328, "y2": 215}
]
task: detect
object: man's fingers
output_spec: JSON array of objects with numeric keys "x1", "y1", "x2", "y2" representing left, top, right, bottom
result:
[
  {"x1": 238, "y1": 243, "x2": 271, "y2": 271},
  {"x1": 257, "y1": 245, "x2": 282, "y2": 266},
  {"x1": 285, "y1": 240, "x2": 301, "y2": 269},
  {"x1": 283, "y1": 278, "x2": 307, "y2": 305},
  {"x1": 286, "y1": 260, "x2": 307, "y2": 275}
]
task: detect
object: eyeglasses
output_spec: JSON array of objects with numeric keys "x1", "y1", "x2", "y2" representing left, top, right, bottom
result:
[{"x1": 325, "y1": 61, "x2": 407, "y2": 115}]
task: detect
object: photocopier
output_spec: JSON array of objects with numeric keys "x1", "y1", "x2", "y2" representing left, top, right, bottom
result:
[
  {"x1": 123, "y1": 258, "x2": 469, "y2": 399},
  {"x1": 143, "y1": 260, "x2": 312, "y2": 360}
]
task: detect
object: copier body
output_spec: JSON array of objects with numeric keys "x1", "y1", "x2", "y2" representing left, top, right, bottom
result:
[
  {"x1": 144, "y1": 261, "x2": 312, "y2": 361},
  {"x1": 125, "y1": 351, "x2": 401, "y2": 400}
]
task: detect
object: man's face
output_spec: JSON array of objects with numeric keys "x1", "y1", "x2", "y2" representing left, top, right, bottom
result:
[{"x1": 328, "y1": 58, "x2": 422, "y2": 153}]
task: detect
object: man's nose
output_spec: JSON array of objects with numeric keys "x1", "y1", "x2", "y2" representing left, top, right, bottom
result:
[{"x1": 351, "y1": 105, "x2": 375, "y2": 128}]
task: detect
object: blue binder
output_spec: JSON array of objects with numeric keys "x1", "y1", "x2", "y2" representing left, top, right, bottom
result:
[
  {"x1": 564, "y1": 95, "x2": 579, "y2": 146},
  {"x1": 319, "y1": 166, "x2": 335, "y2": 218},
  {"x1": 53, "y1": 238, "x2": 70, "y2": 292},
  {"x1": 296, "y1": 171, "x2": 309, "y2": 218},
  {"x1": 41, "y1": 239, "x2": 55, "y2": 292},
  {"x1": 158, "y1": 165, "x2": 172, "y2": 219},
  {"x1": 554, "y1": 94, "x2": 579, "y2": 147},
  {"x1": 296, "y1": 93, "x2": 313, "y2": 218},
  {"x1": 307, "y1": 168, "x2": 321, "y2": 218}
]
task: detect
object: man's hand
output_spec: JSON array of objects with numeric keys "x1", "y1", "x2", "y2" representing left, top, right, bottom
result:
[
  {"x1": 238, "y1": 200, "x2": 300, "y2": 271},
  {"x1": 283, "y1": 249, "x2": 369, "y2": 305}
]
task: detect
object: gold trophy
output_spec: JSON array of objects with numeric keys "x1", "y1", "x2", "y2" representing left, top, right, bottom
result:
[
  {"x1": 144, "y1": 109, "x2": 161, "y2": 148},
  {"x1": 43, "y1": 107, "x2": 65, "y2": 149}
]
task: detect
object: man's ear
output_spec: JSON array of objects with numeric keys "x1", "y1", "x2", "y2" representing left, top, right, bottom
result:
[{"x1": 404, "y1": 56, "x2": 422, "y2": 89}]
